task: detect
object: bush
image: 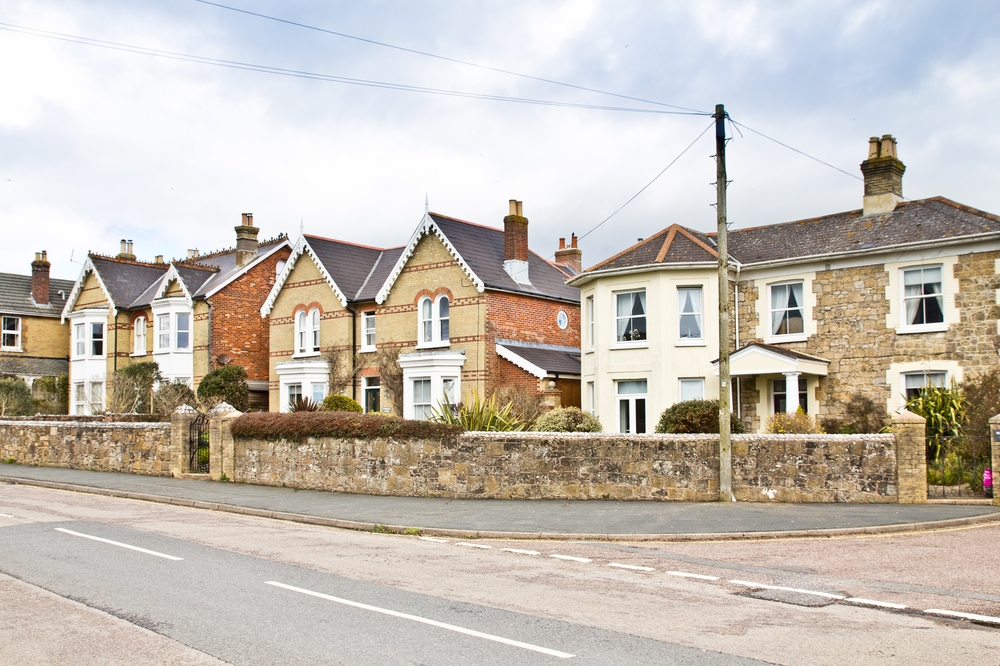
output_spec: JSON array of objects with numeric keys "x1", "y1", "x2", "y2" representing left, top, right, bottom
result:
[
  {"x1": 0, "y1": 378, "x2": 33, "y2": 416},
  {"x1": 766, "y1": 409, "x2": 822, "y2": 434},
  {"x1": 322, "y1": 394, "x2": 363, "y2": 412},
  {"x1": 655, "y1": 399, "x2": 745, "y2": 434},
  {"x1": 905, "y1": 381, "x2": 966, "y2": 461},
  {"x1": 820, "y1": 392, "x2": 889, "y2": 434},
  {"x1": 153, "y1": 380, "x2": 197, "y2": 416},
  {"x1": 430, "y1": 392, "x2": 525, "y2": 431},
  {"x1": 231, "y1": 411, "x2": 464, "y2": 442},
  {"x1": 197, "y1": 364, "x2": 249, "y2": 412},
  {"x1": 108, "y1": 361, "x2": 161, "y2": 413},
  {"x1": 490, "y1": 385, "x2": 545, "y2": 427},
  {"x1": 290, "y1": 397, "x2": 321, "y2": 412},
  {"x1": 959, "y1": 369, "x2": 1000, "y2": 437},
  {"x1": 533, "y1": 407, "x2": 603, "y2": 432}
]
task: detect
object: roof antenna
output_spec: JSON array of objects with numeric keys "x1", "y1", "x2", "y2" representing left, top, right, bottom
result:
[{"x1": 424, "y1": 194, "x2": 429, "y2": 215}]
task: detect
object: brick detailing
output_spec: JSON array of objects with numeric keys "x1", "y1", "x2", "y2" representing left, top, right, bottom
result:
[
  {"x1": 413, "y1": 287, "x2": 454, "y2": 304},
  {"x1": 401, "y1": 261, "x2": 456, "y2": 275},
  {"x1": 893, "y1": 411, "x2": 927, "y2": 503},
  {"x1": 285, "y1": 278, "x2": 328, "y2": 290},
  {"x1": 503, "y1": 215, "x2": 529, "y2": 262},
  {"x1": 495, "y1": 356, "x2": 541, "y2": 396}
]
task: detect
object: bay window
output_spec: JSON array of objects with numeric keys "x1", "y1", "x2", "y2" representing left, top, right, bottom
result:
[
  {"x1": 615, "y1": 290, "x2": 646, "y2": 342},
  {"x1": 677, "y1": 287, "x2": 702, "y2": 340}
]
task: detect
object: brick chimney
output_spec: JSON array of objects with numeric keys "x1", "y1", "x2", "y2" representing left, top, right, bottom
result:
[
  {"x1": 235, "y1": 212, "x2": 260, "y2": 268},
  {"x1": 117, "y1": 239, "x2": 136, "y2": 261},
  {"x1": 503, "y1": 200, "x2": 530, "y2": 284},
  {"x1": 31, "y1": 251, "x2": 51, "y2": 306},
  {"x1": 554, "y1": 233, "x2": 582, "y2": 272},
  {"x1": 860, "y1": 134, "x2": 905, "y2": 216}
]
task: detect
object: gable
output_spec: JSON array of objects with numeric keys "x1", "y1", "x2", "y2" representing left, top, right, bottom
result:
[
  {"x1": 379, "y1": 233, "x2": 480, "y2": 307},
  {"x1": 163, "y1": 278, "x2": 186, "y2": 298},
  {"x1": 268, "y1": 248, "x2": 347, "y2": 318},
  {"x1": 74, "y1": 271, "x2": 110, "y2": 310}
]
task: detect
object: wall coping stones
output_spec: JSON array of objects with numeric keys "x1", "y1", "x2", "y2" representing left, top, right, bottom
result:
[
  {"x1": 0, "y1": 420, "x2": 170, "y2": 430},
  {"x1": 465, "y1": 432, "x2": 894, "y2": 442}
]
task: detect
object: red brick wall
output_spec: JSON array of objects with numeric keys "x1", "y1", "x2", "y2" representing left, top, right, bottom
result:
[
  {"x1": 207, "y1": 247, "x2": 291, "y2": 382},
  {"x1": 494, "y1": 356, "x2": 542, "y2": 395}
]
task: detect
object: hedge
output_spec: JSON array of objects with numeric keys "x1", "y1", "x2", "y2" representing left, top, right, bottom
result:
[{"x1": 230, "y1": 411, "x2": 465, "y2": 442}]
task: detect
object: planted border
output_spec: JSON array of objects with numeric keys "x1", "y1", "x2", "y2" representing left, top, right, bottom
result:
[{"x1": 230, "y1": 411, "x2": 465, "y2": 442}]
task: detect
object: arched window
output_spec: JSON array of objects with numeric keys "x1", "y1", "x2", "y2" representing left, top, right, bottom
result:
[
  {"x1": 296, "y1": 310, "x2": 308, "y2": 354},
  {"x1": 310, "y1": 308, "x2": 321, "y2": 352},
  {"x1": 133, "y1": 316, "x2": 146, "y2": 356},
  {"x1": 418, "y1": 295, "x2": 451, "y2": 347},
  {"x1": 420, "y1": 298, "x2": 433, "y2": 344},
  {"x1": 295, "y1": 307, "x2": 321, "y2": 355},
  {"x1": 437, "y1": 296, "x2": 449, "y2": 342}
]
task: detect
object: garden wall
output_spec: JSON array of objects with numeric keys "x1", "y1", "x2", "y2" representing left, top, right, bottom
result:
[
  {"x1": 233, "y1": 431, "x2": 898, "y2": 503},
  {"x1": 0, "y1": 420, "x2": 172, "y2": 476}
]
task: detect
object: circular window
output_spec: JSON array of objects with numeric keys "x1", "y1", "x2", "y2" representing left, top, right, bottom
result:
[{"x1": 557, "y1": 310, "x2": 568, "y2": 329}]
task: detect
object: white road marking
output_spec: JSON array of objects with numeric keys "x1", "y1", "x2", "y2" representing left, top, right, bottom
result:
[
  {"x1": 666, "y1": 570, "x2": 719, "y2": 581},
  {"x1": 924, "y1": 609, "x2": 1000, "y2": 625},
  {"x1": 501, "y1": 548, "x2": 540, "y2": 556},
  {"x1": 846, "y1": 597, "x2": 907, "y2": 610},
  {"x1": 55, "y1": 528, "x2": 183, "y2": 561},
  {"x1": 456, "y1": 542, "x2": 492, "y2": 549},
  {"x1": 0, "y1": 513, "x2": 15, "y2": 518},
  {"x1": 729, "y1": 580, "x2": 845, "y2": 600},
  {"x1": 550, "y1": 554, "x2": 592, "y2": 563},
  {"x1": 608, "y1": 563, "x2": 654, "y2": 572},
  {"x1": 265, "y1": 581, "x2": 575, "y2": 659},
  {"x1": 419, "y1": 536, "x2": 449, "y2": 543}
]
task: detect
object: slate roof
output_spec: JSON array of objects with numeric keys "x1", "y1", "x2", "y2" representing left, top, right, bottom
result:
[
  {"x1": 304, "y1": 235, "x2": 405, "y2": 302},
  {"x1": 496, "y1": 340, "x2": 581, "y2": 376},
  {"x1": 430, "y1": 214, "x2": 579, "y2": 303},
  {"x1": 581, "y1": 197, "x2": 1000, "y2": 276},
  {"x1": 88, "y1": 256, "x2": 169, "y2": 308},
  {"x1": 0, "y1": 273, "x2": 75, "y2": 318},
  {"x1": 189, "y1": 239, "x2": 287, "y2": 297},
  {"x1": 0, "y1": 355, "x2": 69, "y2": 376}
]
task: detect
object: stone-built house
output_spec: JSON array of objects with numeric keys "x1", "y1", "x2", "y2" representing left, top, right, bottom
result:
[
  {"x1": 61, "y1": 216, "x2": 291, "y2": 414},
  {"x1": 261, "y1": 201, "x2": 582, "y2": 416},
  {"x1": 570, "y1": 135, "x2": 1000, "y2": 434},
  {"x1": 0, "y1": 251, "x2": 75, "y2": 401}
]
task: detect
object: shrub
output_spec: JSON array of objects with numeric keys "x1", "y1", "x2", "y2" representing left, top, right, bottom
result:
[
  {"x1": 766, "y1": 409, "x2": 822, "y2": 434},
  {"x1": 655, "y1": 399, "x2": 745, "y2": 434},
  {"x1": 959, "y1": 369, "x2": 1000, "y2": 437},
  {"x1": 0, "y1": 378, "x2": 33, "y2": 417},
  {"x1": 230, "y1": 411, "x2": 464, "y2": 442},
  {"x1": 108, "y1": 361, "x2": 161, "y2": 413},
  {"x1": 290, "y1": 396, "x2": 321, "y2": 412},
  {"x1": 905, "y1": 381, "x2": 966, "y2": 461},
  {"x1": 533, "y1": 407, "x2": 603, "y2": 432},
  {"x1": 430, "y1": 392, "x2": 525, "y2": 431},
  {"x1": 322, "y1": 394, "x2": 363, "y2": 413},
  {"x1": 820, "y1": 392, "x2": 889, "y2": 434},
  {"x1": 153, "y1": 380, "x2": 197, "y2": 416},
  {"x1": 490, "y1": 385, "x2": 545, "y2": 427},
  {"x1": 197, "y1": 364, "x2": 249, "y2": 412}
]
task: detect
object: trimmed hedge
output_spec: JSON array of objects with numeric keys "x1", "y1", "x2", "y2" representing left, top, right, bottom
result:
[
  {"x1": 230, "y1": 411, "x2": 465, "y2": 442},
  {"x1": 655, "y1": 399, "x2": 745, "y2": 434},
  {"x1": 322, "y1": 394, "x2": 363, "y2": 413}
]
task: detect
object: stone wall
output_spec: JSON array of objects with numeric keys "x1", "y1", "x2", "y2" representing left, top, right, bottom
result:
[
  {"x1": 0, "y1": 420, "x2": 172, "y2": 476},
  {"x1": 233, "y1": 431, "x2": 898, "y2": 503}
]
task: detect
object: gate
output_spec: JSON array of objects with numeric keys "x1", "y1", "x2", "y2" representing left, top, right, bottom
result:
[
  {"x1": 188, "y1": 413, "x2": 210, "y2": 474},
  {"x1": 927, "y1": 433, "x2": 991, "y2": 498}
]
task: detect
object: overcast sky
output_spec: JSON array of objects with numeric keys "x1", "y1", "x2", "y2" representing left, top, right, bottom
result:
[{"x1": 2, "y1": 0, "x2": 999, "y2": 280}]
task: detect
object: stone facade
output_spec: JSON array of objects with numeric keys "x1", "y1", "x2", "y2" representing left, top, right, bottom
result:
[{"x1": 0, "y1": 419, "x2": 172, "y2": 475}]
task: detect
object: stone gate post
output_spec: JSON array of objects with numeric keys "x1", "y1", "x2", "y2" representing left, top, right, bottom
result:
[
  {"x1": 170, "y1": 405, "x2": 198, "y2": 478},
  {"x1": 893, "y1": 410, "x2": 927, "y2": 504},
  {"x1": 989, "y1": 414, "x2": 1000, "y2": 507},
  {"x1": 209, "y1": 402, "x2": 242, "y2": 482}
]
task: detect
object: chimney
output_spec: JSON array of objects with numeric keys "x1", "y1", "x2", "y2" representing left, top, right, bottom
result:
[
  {"x1": 31, "y1": 251, "x2": 51, "y2": 306},
  {"x1": 117, "y1": 239, "x2": 136, "y2": 261},
  {"x1": 154, "y1": 255, "x2": 164, "y2": 264},
  {"x1": 235, "y1": 212, "x2": 260, "y2": 268},
  {"x1": 503, "y1": 199, "x2": 530, "y2": 284},
  {"x1": 860, "y1": 134, "x2": 905, "y2": 216},
  {"x1": 554, "y1": 233, "x2": 582, "y2": 272},
  {"x1": 187, "y1": 248, "x2": 200, "y2": 260}
]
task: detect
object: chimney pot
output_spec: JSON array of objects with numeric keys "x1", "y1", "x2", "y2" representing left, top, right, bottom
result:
[
  {"x1": 120, "y1": 239, "x2": 127, "y2": 254},
  {"x1": 554, "y1": 232, "x2": 583, "y2": 273},
  {"x1": 558, "y1": 237, "x2": 566, "y2": 250},
  {"x1": 126, "y1": 240, "x2": 133, "y2": 255},
  {"x1": 242, "y1": 212, "x2": 254, "y2": 227},
  {"x1": 508, "y1": 199, "x2": 517, "y2": 215},
  {"x1": 515, "y1": 201, "x2": 523, "y2": 216},
  {"x1": 31, "y1": 249, "x2": 51, "y2": 305},
  {"x1": 570, "y1": 233, "x2": 578, "y2": 249}
]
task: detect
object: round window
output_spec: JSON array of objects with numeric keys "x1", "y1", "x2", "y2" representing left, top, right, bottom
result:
[{"x1": 557, "y1": 310, "x2": 568, "y2": 329}]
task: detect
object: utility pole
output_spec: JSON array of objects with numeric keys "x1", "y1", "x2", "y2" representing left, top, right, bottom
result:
[{"x1": 715, "y1": 103, "x2": 733, "y2": 502}]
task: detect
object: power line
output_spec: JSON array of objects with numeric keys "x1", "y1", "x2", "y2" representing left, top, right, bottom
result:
[
  {"x1": 728, "y1": 118, "x2": 863, "y2": 182},
  {"x1": 194, "y1": 0, "x2": 709, "y2": 115},
  {"x1": 566, "y1": 120, "x2": 715, "y2": 252},
  {"x1": 0, "y1": 22, "x2": 708, "y2": 116}
]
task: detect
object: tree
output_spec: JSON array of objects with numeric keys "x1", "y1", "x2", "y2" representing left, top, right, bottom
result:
[
  {"x1": 197, "y1": 364, "x2": 249, "y2": 411},
  {"x1": 153, "y1": 380, "x2": 197, "y2": 416},
  {"x1": 0, "y1": 378, "x2": 32, "y2": 416},
  {"x1": 107, "y1": 361, "x2": 161, "y2": 413}
]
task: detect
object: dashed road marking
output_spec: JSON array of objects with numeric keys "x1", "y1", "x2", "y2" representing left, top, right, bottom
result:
[
  {"x1": 729, "y1": 580, "x2": 845, "y2": 600},
  {"x1": 924, "y1": 609, "x2": 1000, "y2": 625},
  {"x1": 55, "y1": 527, "x2": 183, "y2": 561},
  {"x1": 846, "y1": 597, "x2": 907, "y2": 610},
  {"x1": 456, "y1": 542, "x2": 492, "y2": 549},
  {"x1": 501, "y1": 548, "x2": 540, "y2": 555},
  {"x1": 0, "y1": 513, "x2": 15, "y2": 518},
  {"x1": 608, "y1": 563, "x2": 654, "y2": 572},
  {"x1": 666, "y1": 570, "x2": 719, "y2": 581},
  {"x1": 419, "y1": 536, "x2": 449, "y2": 543},
  {"x1": 550, "y1": 554, "x2": 592, "y2": 563}
]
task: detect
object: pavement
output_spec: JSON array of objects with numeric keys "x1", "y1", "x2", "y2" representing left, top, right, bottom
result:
[{"x1": 2, "y1": 463, "x2": 998, "y2": 540}]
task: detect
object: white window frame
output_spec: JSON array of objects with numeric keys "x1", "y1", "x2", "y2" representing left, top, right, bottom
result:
[
  {"x1": 73, "y1": 382, "x2": 87, "y2": 415},
  {"x1": 678, "y1": 378, "x2": 705, "y2": 402},
  {"x1": 768, "y1": 281, "x2": 806, "y2": 341},
  {"x1": 361, "y1": 311, "x2": 376, "y2": 352},
  {"x1": 677, "y1": 286, "x2": 704, "y2": 345},
  {"x1": 899, "y1": 265, "x2": 947, "y2": 334},
  {"x1": 157, "y1": 313, "x2": 171, "y2": 351},
  {"x1": 416, "y1": 295, "x2": 451, "y2": 349},
  {"x1": 90, "y1": 322, "x2": 104, "y2": 357},
  {"x1": 74, "y1": 323, "x2": 86, "y2": 357},
  {"x1": 771, "y1": 376, "x2": 809, "y2": 415},
  {"x1": 310, "y1": 382, "x2": 326, "y2": 404},
  {"x1": 1, "y1": 316, "x2": 21, "y2": 351},
  {"x1": 903, "y1": 371, "x2": 946, "y2": 401},
  {"x1": 175, "y1": 312, "x2": 190, "y2": 350},
  {"x1": 287, "y1": 383, "x2": 303, "y2": 409},
  {"x1": 412, "y1": 377, "x2": 433, "y2": 420},
  {"x1": 587, "y1": 381, "x2": 595, "y2": 415},
  {"x1": 616, "y1": 379, "x2": 648, "y2": 434},
  {"x1": 132, "y1": 316, "x2": 146, "y2": 356},
  {"x1": 614, "y1": 290, "x2": 647, "y2": 345},
  {"x1": 275, "y1": 358, "x2": 330, "y2": 413},
  {"x1": 294, "y1": 307, "x2": 321, "y2": 357},
  {"x1": 586, "y1": 295, "x2": 595, "y2": 350},
  {"x1": 88, "y1": 381, "x2": 104, "y2": 414}
]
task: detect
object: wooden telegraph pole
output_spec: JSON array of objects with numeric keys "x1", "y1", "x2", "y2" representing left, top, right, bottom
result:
[{"x1": 715, "y1": 103, "x2": 733, "y2": 502}]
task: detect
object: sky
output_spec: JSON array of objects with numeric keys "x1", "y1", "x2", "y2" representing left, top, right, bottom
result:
[{"x1": 2, "y1": 0, "x2": 1000, "y2": 281}]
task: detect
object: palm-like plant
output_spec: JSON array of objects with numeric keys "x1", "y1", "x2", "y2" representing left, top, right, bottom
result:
[
  {"x1": 430, "y1": 391, "x2": 525, "y2": 431},
  {"x1": 904, "y1": 381, "x2": 966, "y2": 461}
]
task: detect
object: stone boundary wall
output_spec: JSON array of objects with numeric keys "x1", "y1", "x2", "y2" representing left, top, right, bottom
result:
[
  {"x1": 0, "y1": 420, "x2": 172, "y2": 476},
  {"x1": 233, "y1": 431, "x2": 898, "y2": 503}
]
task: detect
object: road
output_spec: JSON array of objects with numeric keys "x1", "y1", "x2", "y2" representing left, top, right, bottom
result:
[{"x1": 1, "y1": 482, "x2": 998, "y2": 665}]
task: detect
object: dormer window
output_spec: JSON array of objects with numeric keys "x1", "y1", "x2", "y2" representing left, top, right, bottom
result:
[
  {"x1": 418, "y1": 295, "x2": 450, "y2": 347},
  {"x1": 295, "y1": 307, "x2": 321, "y2": 355}
]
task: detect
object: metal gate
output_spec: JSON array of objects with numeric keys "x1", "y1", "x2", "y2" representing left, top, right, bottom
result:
[
  {"x1": 189, "y1": 413, "x2": 210, "y2": 474},
  {"x1": 927, "y1": 433, "x2": 991, "y2": 498}
]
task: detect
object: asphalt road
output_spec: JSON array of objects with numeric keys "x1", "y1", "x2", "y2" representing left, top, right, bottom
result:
[{"x1": 2, "y1": 482, "x2": 998, "y2": 665}]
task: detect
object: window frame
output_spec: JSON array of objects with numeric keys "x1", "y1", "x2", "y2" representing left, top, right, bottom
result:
[
  {"x1": 899, "y1": 265, "x2": 946, "y2": 333},
  {"x1": 293, "y1": 307, "x2": 322, "y2": 357},
  {"x1": 416, "y1": 295, "x2": 451, "y2": 349},
  {"x1": 157, "y1": 313, "x2": 171, "y2": 351},
  {"x1": 772, "y1": 377, "x2": 809, "y2": 415},
  {"x1": 132, "y1": 316, "x2": 146, "y2": 356},
  {"x1": 586, "y1": 295, "x2": 595, "y2": 350},
  {"x1": 175, "y1": 312, "x2": 190, "y2": 350},
  {"x1": 1, "y1": 316, "x2": 22, "y2": 351},
  {"x1": 74, "y1": 323, "x2": 86, "y2": 357},
  {"x1": 286, "y1": 383, "x2": 303, "y2": 410},
  {"x1": 676, "y1": 286, "x2": 704, "y2": 344},
  {"x1": 678, "y1": 377, "x2": 705, "y2": 402},
  {"x1": 363, "y1": 376, "x2": 381, "y2": 413},
  {"x1": 614, "y1": 290, "x2": 647, "y2": 345},
  {"x1": 90, "y1": 322, "x2": 104, "y2": 357},
  {"x1": 616, "y1": 379, "x2": 648, "y2": 434},
  {"x1": 768, "y1": 281, "x2": 806, "y2": 341},
  {"x1": 412, "y1": 377, "x2": 433, "y2": 419},
  {"x1": 903, "y1": 371, "x2": 947, "y2": 401},
  {"x1": 361, "y1": 311, "x2": 376, "y2": 352}
]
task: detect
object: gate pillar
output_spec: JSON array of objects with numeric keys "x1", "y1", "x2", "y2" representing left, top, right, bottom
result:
[
  {"x1": 989, "y1": 414, "x2": 1000, "y2": 506},
  {"x1": 894, "y1": 410, "x2": 927, "y2": 504},
  {"x1": 170, "y1": 405, "x2": 198, "y2": 478},
  {"x1": 209, "y1": 402, "x2": 242, "y2": 482}
]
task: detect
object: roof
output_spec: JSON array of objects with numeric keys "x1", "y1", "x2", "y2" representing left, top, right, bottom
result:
[
  {"x1": 305, "y1": 235, "x2": 405, "y2": 301},
  {"x1": 189, "y1": 238, "x2": 289, "y2": 298},
  {"x1": 0, "y1": 273, "x2": 75, "y2": 318},
  {"x1": 0, "y1": 356, "x2": 69, "y2": 377},
  {"x1": 576, "y1": 197, "x2": 1000, "y2": 278},
  {"x1": 88, "y1": 256, "x2": 169, "y2": 308},
  {"x1": 495, "y1": 340, "x2": 581, "y2": 378}
]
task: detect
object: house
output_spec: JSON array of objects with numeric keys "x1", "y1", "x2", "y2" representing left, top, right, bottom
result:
[
  {"x1": 61, "y1": 216, "x2": 291, "y2": 414},
  {"x1": 569, "y1": 135, "x2": 1000, "y2": 433},
  {"x1": 0, "y1": 251, "x2": 74, "y2": 405},
  {"x1": 261, "y1": 200, "x2": 582, "y2": 416}
]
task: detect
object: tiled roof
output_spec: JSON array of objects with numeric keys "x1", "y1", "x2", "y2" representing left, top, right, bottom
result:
[
  {"x1": 89, "y1": 256, "x2": 169, "y2": 308},
  {"x1": 498, "y1": 341, "x2": 581, "y2": 376},
  {"x1": 305, "y1": 235, "x2": 396, "y2": 302},
  {"x1": 583, "y1": 197, "x2": 1000, "y2": 276},
  {"x1": 189, "y1": 239, "x2": 288, "y2": 297},
  {"x1": 0, "y1": 355, "x2": 69, "y2": 376},
  {"x1": 430, "y1": 214, "x2": 579, "y2": 302},
  {"x1": 356, "y1": 247, "x2": 405, "y2": 301},
  {"x1": 0, "y1": 273, "x2": 75, "y2": 318}
]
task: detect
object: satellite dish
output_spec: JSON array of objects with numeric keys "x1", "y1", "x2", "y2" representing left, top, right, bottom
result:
[{"x1": 216, "y1": 354, "x2": 231, "y2": 366}]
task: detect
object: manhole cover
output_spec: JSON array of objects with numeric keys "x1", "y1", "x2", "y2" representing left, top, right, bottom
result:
[{"x1": 742, "y1": 589, "x2": 837, "y2": 607}]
